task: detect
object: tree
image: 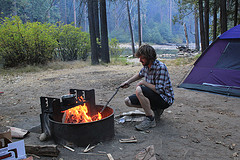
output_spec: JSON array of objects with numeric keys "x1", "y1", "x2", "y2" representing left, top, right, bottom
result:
[
  {"x1": 199, "y1": 0, "x2": 206, "y2": 52},
  {"x1": 137, "y1": 0, "x2": 142, "y2": 47},
  {"x1": 234, "y1": 0, "x2": 238, "y2": 26},
  {"x1": 212, "y1": 0, "x2": 218, "y2": 41},
  {"x1": 73, "y1": 0, "x2": 77, "y2": 27},
  {"x1": 126, "y1": 0, "x2": 135, "y2": 56},
  {"x1": 87, "y1": 0, "x2": 99, "y2": 65},
  {"x1": 204, "y1": 0, "x2": 209, "y2": 47},
  {"x1": 183, "y1": 23, "x2": 189, "y2": 47},
  {"x1": 93, "y1": 0, "x2": 101, "y2": 59},
  {"x1": 100, "y1": 0, "x2": 110, "y2": 63},
  {"x1": 220, "y1": 0, "x2": 227, "y2": 33},
  {"x1": 194, "y1": 6, "x2": 200, "y2": 51}
]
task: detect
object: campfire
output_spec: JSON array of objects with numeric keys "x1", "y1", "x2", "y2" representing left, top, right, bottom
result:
[
  {"x1": 40, "y1": 89, "x2": 114, "y2": 147},
  {"x1": 61, "y1": 96, "x2": 102, "y2": 124}
]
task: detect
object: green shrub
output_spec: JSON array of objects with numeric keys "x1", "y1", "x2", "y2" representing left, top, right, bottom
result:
[
  {"x1": 0, "y1": 16, "x2": 58, "y2": 67},
  {"x1": 109, "y1": 38, "x2": 123, "y2": 56},
  {"x1": 57, "y1": 23, "x2": 90, "y2": 61}
]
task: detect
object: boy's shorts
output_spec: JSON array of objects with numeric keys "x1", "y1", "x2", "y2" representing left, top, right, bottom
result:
[{"x1": 128, "y1": 86, "x2": 170, "y2": 110}]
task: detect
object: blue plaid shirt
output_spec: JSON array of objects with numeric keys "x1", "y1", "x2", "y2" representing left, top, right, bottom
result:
[{"x1": 139, "y1": 59, "x2": 174, "y2": 105}]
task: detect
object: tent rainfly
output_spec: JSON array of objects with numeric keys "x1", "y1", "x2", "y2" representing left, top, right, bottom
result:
[{"x1": 179, "y1": 25, "x2": 240, "y2": 97}]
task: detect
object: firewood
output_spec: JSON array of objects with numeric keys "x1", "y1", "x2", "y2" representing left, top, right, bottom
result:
[
  {"x1": 7, "y1": 126, "x2": 29, "y2": 138},
  {"x1": 25, "y1": 144, "x2": 59, "y2": 157}
]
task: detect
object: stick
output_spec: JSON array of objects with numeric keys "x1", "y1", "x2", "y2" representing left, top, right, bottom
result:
[
  {"x1": 78, "y1": 153, "x2": 106, "y2": 156},
  {"x1": 28, "y1": 154, "x2": 40, "y2": 159},
  {"x1": 119, "y1": 136, "x2": 137, "y2": 143},
  {"x1": 83, "y1": 144, "x2": 95, "y2": 153},
  {"x1": 107, "y1": 153, "x2": 114, "y2": 160},
  {"x1": 63, "y1": 145, "x2": 75, "y2": 152}
]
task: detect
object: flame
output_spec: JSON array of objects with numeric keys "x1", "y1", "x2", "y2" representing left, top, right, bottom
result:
[{"x1": 62, "y1": 96, "x2": 102, "y2": 124}]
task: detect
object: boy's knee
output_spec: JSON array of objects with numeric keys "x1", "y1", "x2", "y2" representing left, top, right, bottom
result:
[
  {"x1": 136, "y1": 86, "x2": 143, "y2": 96},
  {"x1": 124, "y1": 97, "x2": 131, "y2": 106}
]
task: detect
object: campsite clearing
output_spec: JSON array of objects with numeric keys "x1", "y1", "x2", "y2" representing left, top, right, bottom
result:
[{"x1": 0, "y1": 63, "x2": 240, "y2": 160}]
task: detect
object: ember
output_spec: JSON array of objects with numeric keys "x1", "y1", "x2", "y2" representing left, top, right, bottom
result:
[{"x1": 62, "y1": 96, "x2": 102, "y2": 123}]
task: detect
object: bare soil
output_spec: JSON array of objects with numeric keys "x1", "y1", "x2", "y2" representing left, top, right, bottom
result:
[{"x1": 0, "y1": 61, "x2": 240, "y2": 160}]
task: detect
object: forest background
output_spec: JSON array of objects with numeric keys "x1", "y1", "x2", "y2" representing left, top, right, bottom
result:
[{"x1": 0, "y1": 0, "x2": 239, "y2": 67}]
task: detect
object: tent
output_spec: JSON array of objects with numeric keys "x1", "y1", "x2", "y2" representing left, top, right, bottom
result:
[{"x1": 179, "y1": 25, "x2": 240, "y2": 97}]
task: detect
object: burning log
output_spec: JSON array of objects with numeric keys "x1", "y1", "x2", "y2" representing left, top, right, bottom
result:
[{"x1": 25, "y1": 144, "x2": 59, "y2": 157}]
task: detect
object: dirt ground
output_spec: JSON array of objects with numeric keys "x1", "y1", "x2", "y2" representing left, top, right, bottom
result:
[{"x1": 0, "y1": 60, "x2": 240, "y2": 160}]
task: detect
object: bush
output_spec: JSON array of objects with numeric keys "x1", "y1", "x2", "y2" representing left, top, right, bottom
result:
[
  {"x1": 0, "y1": 16, "x2": 91, "y2": 67},
  {"x1": 109, "y1": 38, "x2": 123, "y2": 56},
  {"x1": 0, "y1": 16, "x2": 58, "y2": 67},
  {"x1": 57, "y1": 23, "x2": 90, "y2": 61}
]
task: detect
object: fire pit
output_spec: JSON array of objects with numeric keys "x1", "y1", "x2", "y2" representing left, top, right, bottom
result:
[{"x1": 40, "y1": 89, "x2": 114, "y2": 147}]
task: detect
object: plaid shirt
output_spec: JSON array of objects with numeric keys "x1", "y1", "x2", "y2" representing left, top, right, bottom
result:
[{"x1": 139, "y1": 59, "x2": 174, "y2": 105}]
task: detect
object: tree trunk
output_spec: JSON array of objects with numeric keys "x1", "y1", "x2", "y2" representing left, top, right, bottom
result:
[
  {"x1": 137, "y1": 0, "x2": 142, "y2": 47},
  {"x1": 194, "y1": 6, "x2": 200, "y2": 51},
  {"x1": 220, "y1": 0, "x2": 227, "y2": 33},
  {"x1": 88, "y1": 0, "x2": 99, "y2": 65},
  {"x1": 234, "y1": 0, "x2": 238, "y2": 26},
  {"x1": 199, "y1": 0, "x2": 206, "y2": 52},
  {"x1": 169, "y1": 0, "x2": 172, "y2": 32},
  {"x1": 84, "y1": 4, "x2": 88, "y2": 32},
  {"x1": 73, "y1": 0, "x2": 77, "y2": 27},
  {"x1": 127, "y1": 1, "x2": 135, "y2": 56},
  {"x1": 100, "y1": 0, "x2": 110, "y2": 63},
  {"x1": 183, "y1": 23, "x2": 189, "y2": 48},
  {"x1": 204, "y1": 0, "x2": 209, "y2": 47},
  {"x1": 213, "y1": 0, "x2": 218, "y2": 41},
  {"x1": 13, "y1": 0, "x2": 17, "y2": 16},
  {"x1": 64, "y1": 0, "x2": 67, "y2": 24},
  {"x1": 93, "y1": 0, "x2": 101, "y2": 59}
]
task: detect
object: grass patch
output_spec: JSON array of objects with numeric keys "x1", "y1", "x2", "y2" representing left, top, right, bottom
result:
[
  {"x1": 109, "y1": 56, "x2": 130, "y2": 65},
  {"x1": 0, "y1": 60, "x2": 91, "y2": 75},
  {"x1": 162, "y1": 53, "x2": 201, "y2": 66},
  {"x1": 0, "y1": 53, "x2": 201, "y2": 75}
]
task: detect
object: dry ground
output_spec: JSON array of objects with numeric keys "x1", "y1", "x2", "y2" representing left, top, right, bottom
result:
[{"x1": 0, "y1": 60, "x2": 240, "y2": 160}]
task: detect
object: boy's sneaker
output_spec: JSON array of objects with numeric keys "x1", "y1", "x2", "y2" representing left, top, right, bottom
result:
[
  {"x1": 153, "y1": 108, "x2": 164, "y2": 121},
  {"x1": 135, "y1": 116, "x2": 156, "y2": 131}
]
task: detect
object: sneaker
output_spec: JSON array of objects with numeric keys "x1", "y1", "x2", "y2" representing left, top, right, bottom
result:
[
  {"x1": 135, "y1": 116, "x2": 156, "y2": 131},
  {"x1": 153, "y1": 109, "x2": 164, "y2": 121}
]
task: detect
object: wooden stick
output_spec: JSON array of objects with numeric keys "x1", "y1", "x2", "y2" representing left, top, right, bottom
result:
[
  {"x1": 28, "y1": 154, "x2": 40, "y2": 159},
  {"x1": 78, "y1": 152, "x2": 106, "y2": 156},
  {"x1": 83, "y1": 144, "x2": 95, "y2": 153},
  {"x1": 63, "y1": 145, "x2": 75, "y2": 152},
  {"x1": 107, "y1": 153, "x2": 114, "y2": 160}
]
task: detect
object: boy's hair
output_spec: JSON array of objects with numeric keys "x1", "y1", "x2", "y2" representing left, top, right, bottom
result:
[{"x1": 135, "y1": 44, "x2": 156, "y2": 61}]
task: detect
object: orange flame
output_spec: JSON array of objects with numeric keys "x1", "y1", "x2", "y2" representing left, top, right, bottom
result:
[{"x1": 62, "y1": 96, "x2": 102, "y2": 124}]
